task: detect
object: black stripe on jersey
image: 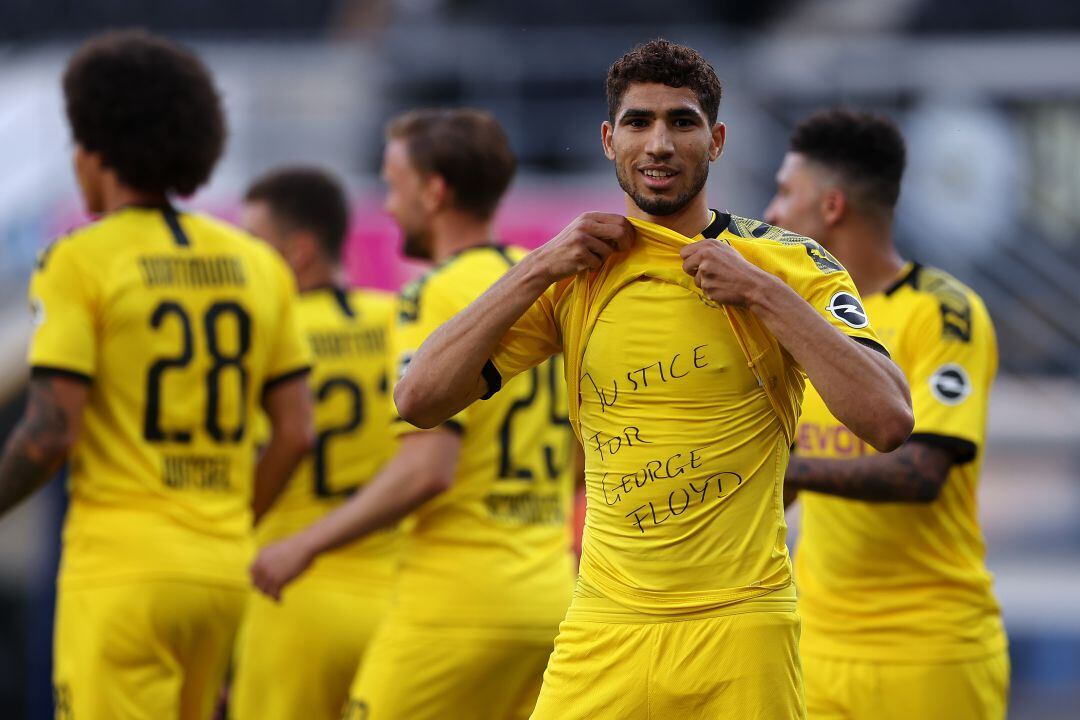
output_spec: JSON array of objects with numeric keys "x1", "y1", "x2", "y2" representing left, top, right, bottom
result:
[
  {"x1": 480, "y1": 359, "x2": 503, "y2": 399},
  {"x1": 161, "y1": 206, "x2": 190, "y2": 247},
  {"x1": 262, "y1": 366, "x2": 311, "y2": 395},
  {"x1": 702, "y1": 210, "x2": 729, "y2": 239},
  {"x1": 851, "y1": 336, "x2": 891, "y2": 359},
  {"x1": 331, "y1": 287, "x2": 356, "y2": 318},
  {"x1": 491, "y1": 244, "x2": 516, "y2": 267},
  {"x1": 884, "y1": 263, "x2": 921, "y2": 297},
  {"x1": 30, "y1": 365, "x2": 92, "y2": 384},
  {"x1": 909, "y1": 432, "x2": 978, "y2": 465},
  {"x1": 443, "y1": 419, "x2": 465, "y2": 434}
]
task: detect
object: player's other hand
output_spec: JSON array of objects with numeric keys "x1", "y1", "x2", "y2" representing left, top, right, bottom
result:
[
  {"x1": 249, "y1": 536, "x2": 314, "y2": 602},
  {"x1": 680, "y1": 239, "x2": 772, "y2": 306},
  {"x1": 529, "y1": 212, "x2": 635, "y2": 284}
]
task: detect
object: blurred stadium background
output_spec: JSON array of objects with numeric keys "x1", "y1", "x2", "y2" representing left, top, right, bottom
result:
[{"x1": 0, "y1": 1, "x2": 1079, "y2": 718}]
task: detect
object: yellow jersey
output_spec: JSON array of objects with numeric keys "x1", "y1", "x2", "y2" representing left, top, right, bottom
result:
[
  {"x1": 255, "y1": 286, "x2": 399, "y2": 591},
  {"x1": 490, "y1": 212, "x2": 885, "y2": 620},
  {"x1": 795, "y1": 262, "x2": 1006, "y2": 662},
  {"x1": 28, "y1": 205, "x2": 311, "y2": 589},
  {"x1": 392, "y1": 244, "x2": 577, "y2": 628}
]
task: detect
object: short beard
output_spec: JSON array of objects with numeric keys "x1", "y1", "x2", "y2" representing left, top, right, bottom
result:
[{"x1": 616, "y1": 156, "x2": 710, "y2": 216}]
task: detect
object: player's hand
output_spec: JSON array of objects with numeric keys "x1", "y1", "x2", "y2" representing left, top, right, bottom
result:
[
  {"x1": 249, "y1": 536, "x2": 315, "y2": 602},
  {"x1": 528, "y1": 212, "x2": 635, "y2": 284},
  {"x1": 680, "y1": 239, "x2": 772, "y2": 306}
]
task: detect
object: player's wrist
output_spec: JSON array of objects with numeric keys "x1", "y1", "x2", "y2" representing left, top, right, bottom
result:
[
  {"x1": 743, "y1": 269, "x2": 784, "y2": 313},
  {"x1": 516, "y1": 252, "x2": 559, "y2": 292}
]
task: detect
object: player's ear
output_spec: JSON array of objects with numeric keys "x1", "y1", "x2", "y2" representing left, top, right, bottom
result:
[
  {"x1": 709, "y1": 122, "x2": 726, "y2": 161},
  {"x1": 421, "y1": 173, "x2": 448, "y2": 214},
  {"x1": 821, "y1": 188, "x2": 847, "y2": 227},
  {"x1": 601, "y1": 120, "x2": 616, "y2": 161}
]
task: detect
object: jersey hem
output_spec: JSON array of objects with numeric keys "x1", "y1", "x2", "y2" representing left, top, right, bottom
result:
[{"x1": 262, "y1": 365, "x2": 311, "y2": 394}]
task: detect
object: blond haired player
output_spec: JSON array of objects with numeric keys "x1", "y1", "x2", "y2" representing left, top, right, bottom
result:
[
  {"x1": 229, "y1": 167, "x2": 398, "y2": 719},
  {"x1": 0, "y1": 31, "x2": 313, "y2": 720},
  {"x1": 394, "y1": 41, "x2": 914, "y2": 719},
  {"x1": 250, "y1": 109, "x2": 578, "y2": 720},
  {"x1": 765, "y1": 108, "x2": 1008, "y2": 720}
]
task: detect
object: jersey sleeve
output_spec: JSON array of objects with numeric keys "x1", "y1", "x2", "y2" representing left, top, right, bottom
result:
[
  {"x1": 903, "y1": 293, "x2": 996, "y2": 463},
  {"x1": 486, "y1": 283, "x2": 563, "y2": 394},
  {"x1": 263, "y1": 256, "x2": 312, "y2": 390},
  {"x1": 26, "y1": 239, "x2": 98, "y2": 381}
]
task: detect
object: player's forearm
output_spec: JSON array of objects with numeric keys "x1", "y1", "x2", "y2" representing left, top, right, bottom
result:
[
  {"x1": 786, "y1": 442, "x2": 952, "y2": 503},
  {"x1": 395, "y1": 256, "x2": 553, "y2": 428},
  {"x1": 747, "y1": 278, "x2": 912, "y2": 451},
  {"x1": 252, "y1": 435, "x2": 311, "y2": 524}
]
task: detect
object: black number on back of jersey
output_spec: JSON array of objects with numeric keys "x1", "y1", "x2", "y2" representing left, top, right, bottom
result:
[
  {"x1": 143, "y1": 300, "x2": 251, "y2": 444},
  {"x1": 313, "y1": 376, "x2": 364, "y2": 498},
  {"x1": 498, "y1": 360, "x2": 571, "y2": 481}
]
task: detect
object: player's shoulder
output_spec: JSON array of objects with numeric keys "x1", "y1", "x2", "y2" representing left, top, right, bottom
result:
[
  {"x1": 723, "y1": 213, "x2": 845, "y2": 275},
  {"x1": 398, "y1": 244, "x2": 521, "y2": 322},
  {"x1": 894, "y1": 264, "x2": 990, "y2": 343}
]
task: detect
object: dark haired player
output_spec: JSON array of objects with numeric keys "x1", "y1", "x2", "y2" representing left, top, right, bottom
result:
[
  {"x1": 250, "y1": 109, "x2": 578, "y2": 720},
  {"x1": 395, "y1": 40, "x2": 913, "y2": 719},
  {"x1": 0, "y1": 30, "x2": 314, "y2": 719},
  {"x1": 765, "y1": 109, "x2": 1008, "y2": 720},
  {"x1": 229, "y1": 168, "x2": 398, "y2": 719}
]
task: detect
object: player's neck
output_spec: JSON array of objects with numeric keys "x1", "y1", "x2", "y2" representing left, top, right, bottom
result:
[
  {"x1": 625, "y1": 193, "x2": 713, "y2": 238},
  {"x1": 830, "y1": 218, "x2": 905, "y2": 297},
  {"x1": 296, "y1": 262, "x2": 339, "y2": 294},
  {"x1": 102, "y1": 179, "x2": 168, "y2": 215},
  {"x1": 429, "y1": 211, "x2": 496, "y2": 264}
]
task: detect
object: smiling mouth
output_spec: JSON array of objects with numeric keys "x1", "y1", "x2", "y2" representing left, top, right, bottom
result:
[{"x1": 640, "y1": 168, "x2": 677, "y2": 179}]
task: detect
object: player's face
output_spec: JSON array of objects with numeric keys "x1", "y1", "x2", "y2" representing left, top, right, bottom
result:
[
  {"x1": 382, "y1": 139, "x2": 435, "y2": 261},
  {"x1": 602, "y1": 83, "x2": 724, "y2": 216},
  {"x1": 72, "y1": 144, "x2": 105, "y2": 215},
  {"x1": 764, "y1": 152, "x2": 829, "y2": 244},
  {"x1": 242, "y1": 199, "x2": 291, "y2": 257}
]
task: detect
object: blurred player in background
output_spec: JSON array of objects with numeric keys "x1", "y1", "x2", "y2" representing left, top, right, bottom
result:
[
  {"x1": 250, "y1": 109, "x2": 579, "y2": 720},
  {"x1": 393, "y1": 41, "x2": 913, "y2": 719},
  {"x1": 0, "y1": 30, "x2": 314, "y2": 720},
  {"x1": 765, "y1": 109, "x2": 1008, "y2": 720},
  {"x1": 230, "y1": 168, "x2": 398, "y2": 719}
]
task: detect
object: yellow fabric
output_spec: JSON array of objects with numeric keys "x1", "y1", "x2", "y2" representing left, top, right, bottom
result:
[
  {"x1": 53, "y1": 580, "x2": 245, "y2": 720},
  {"x1": 28, "y1": 207, "x2": 311, "y2": 590},
  {"x1": 530, "y1": 610, "x2": 805, "y2": 720},
  {"x1": 795, "y1": 263, "x2": 1007, "y2": 662},
  {"x1": 231, "y1": 578, "x2": 391, "y2": 720},
  {"x1": 255, "y1": 287, "x2": 399, "y2": 586},
  {"x1": 803, "y1": 651, "x2": 1009, "y2": 720},
  {"x1": 345, "y1": 619, "x2": 557, "y2": 720},
  {"x1": 491, "y1": 214, "x2": 881, "y2": 619},
  {"x1": 391, "y1": 245, "x2": 577, "y2": 628}
]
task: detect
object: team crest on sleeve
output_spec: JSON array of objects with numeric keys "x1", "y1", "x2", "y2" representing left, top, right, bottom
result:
[
  {"x1": 930, "y1": 364, "x2": 971, "y2": 405},
  {"x1": 826, "y1": 291, "x2": 868, "y2": 329}
]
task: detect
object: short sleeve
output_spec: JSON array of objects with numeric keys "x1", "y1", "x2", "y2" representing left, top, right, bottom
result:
[
  {"x1": 27, "y1": 239, "x2": 97, "y2": 381},
  {"x1": 263, "y1": 256, "x2": 312, "y2": 390},
  {"x1": 793, "y1": 262, "x2": 887, "y2": 356},
  {"x1": 487, "y1": 283, "x2": 563, "y2": 393},
  {"x1": 904, "y1": 293, "x2": 996, "y2": 463}
]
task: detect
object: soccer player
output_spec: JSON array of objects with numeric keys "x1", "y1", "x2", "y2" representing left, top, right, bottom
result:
[
  {"x1": 249, "y1": 109, "x2": 578, "y2": 720},
  {"x1": 229, "y1": 168, "x2": 398, "y2": 719},
  {"x1": 0, "y1": 31, "x2": 314, "y2": 720},
  {"x1": 394, "y1": 40, "x2": 914, "y2": 719},
  {"x1": 764, "y1": 109, "x2": 1008, "y2": 720}
]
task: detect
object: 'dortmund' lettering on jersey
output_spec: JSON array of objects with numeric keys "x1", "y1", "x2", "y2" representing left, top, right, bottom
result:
[
  {"x1": 826, "y1": 292, "x2": 869, "y2": 329},
  {"x1": 930, "y1": 363, "x2": 971, "y2": 405}
]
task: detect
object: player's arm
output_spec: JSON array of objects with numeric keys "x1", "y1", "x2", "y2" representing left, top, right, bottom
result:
[
  {"x1": 395, "y1": 212, "x2": 634, "y2": 428},
  {"x1": 681, "y1": 241, "x2": 912, "y2": 451},
  {"x1": 0, "y1": 374, "x2": 86, "y2": 518},
  {"x1": 250, "y1": 430, "x2": 459, "y2": 600},
  {"x1": 252, "y1": 373, "x2": 315, "y2": 523},
  {"x1": 785, "y1": 439, "x2": 957, "y2": 504}
]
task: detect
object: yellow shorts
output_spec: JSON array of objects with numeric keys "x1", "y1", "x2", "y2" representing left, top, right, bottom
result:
[
  {"x1": 530, "y1": 610, "x2": 805, "y2": 720},
  {"x1": 230, "y1": 579, "x2": 391, "y2": 720},
  {"x1": 803, "y1": 651, "x2": 1010, "y2": 720},
  {"x1": 53, "y1": 579, "x2": 245, "y2": 720},
  {"x1": 345, "y1": 619, "x2": 557, "y2": 720}
]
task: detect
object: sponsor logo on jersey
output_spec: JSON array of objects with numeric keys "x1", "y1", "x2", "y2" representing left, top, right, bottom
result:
[
  {"x1": 826, "y1": 291, "x2": 868, "y2": 329},
  {"x1": 930, "y1": 363, "x2": 971, "y2": 405}
]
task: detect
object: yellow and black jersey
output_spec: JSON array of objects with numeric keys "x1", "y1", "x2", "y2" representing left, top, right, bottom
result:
[
  {"x1": 255, "y1": 286, "x2": 399, "y2": 589},
  {"x1": 391, "y1": 245, "x2": 577, "y2": 628},
  {"x1": 489, "y1": 212, "x2": 885, "y2": 621},
  {"x1": 795, "y1": 262, "x2": 1006, "y2": 662},
  {"x1": 27, "y1": 205, "x2": 311, "y2": 589}
]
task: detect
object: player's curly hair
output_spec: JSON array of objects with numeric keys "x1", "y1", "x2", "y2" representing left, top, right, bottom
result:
[
  {"x1": 245, "y1": 167, "x2": 350, "y2": 260},
  {"x1": 790, "y1": 109, "x2": 907, "y2": 212},
  {"x1": 607, "y1": 39, "x2": 723, "y2": 124},
  {"x1": 63, "y1": 29, "x2": 225, "y2": 197}
]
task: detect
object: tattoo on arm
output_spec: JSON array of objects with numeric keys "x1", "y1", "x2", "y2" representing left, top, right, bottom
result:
[
  {"x1": 785, "y1": 440, "x2": 955, "y2": 503},
  {"x1": 0, "y1": 378, "x2": 78, "y2": 517}
]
